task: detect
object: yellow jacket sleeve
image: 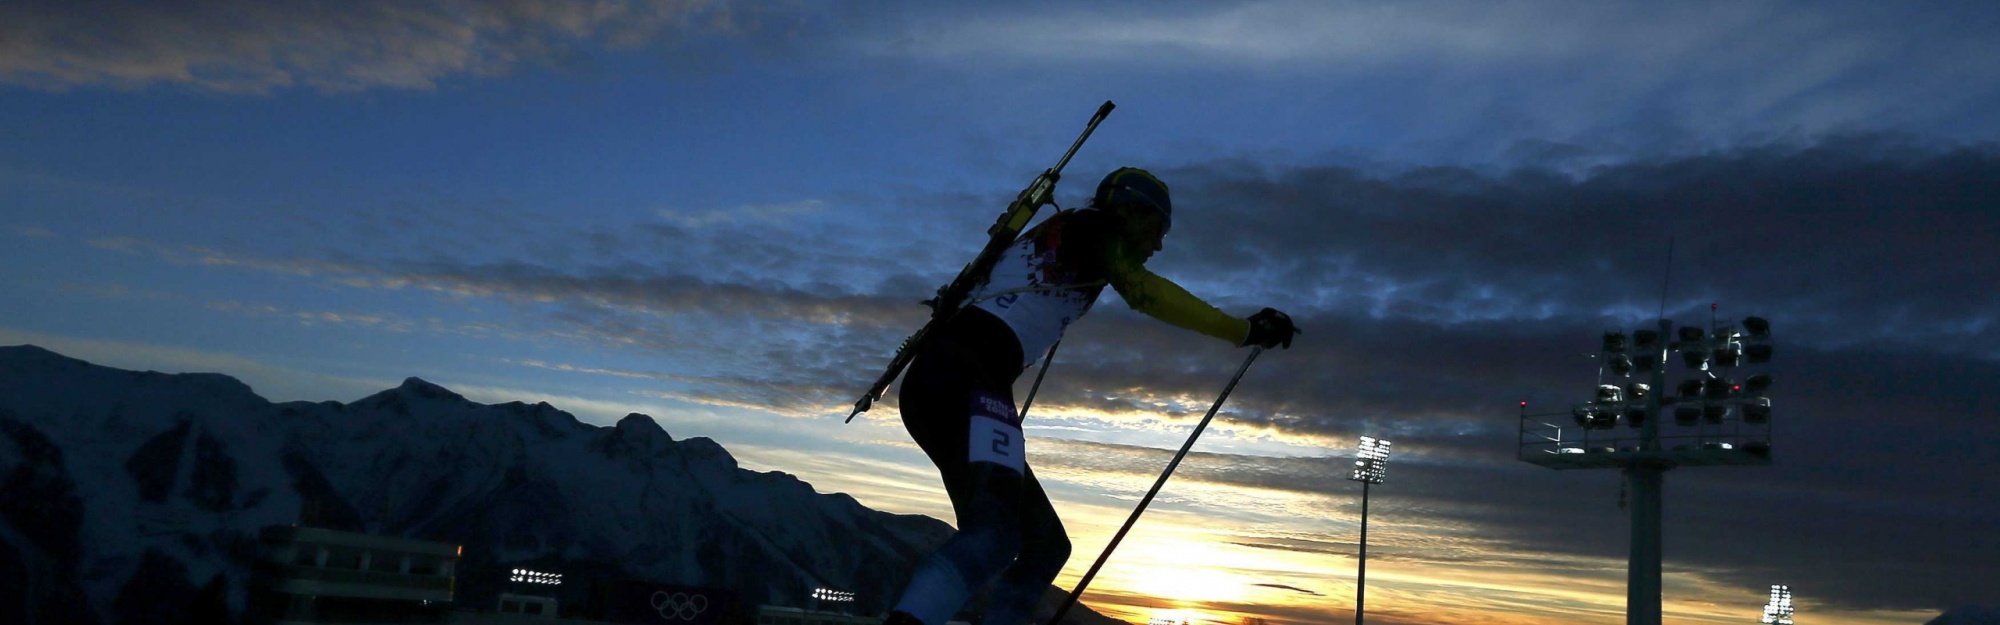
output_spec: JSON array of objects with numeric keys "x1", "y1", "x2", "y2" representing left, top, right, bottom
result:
[{"x1": 1104, "y1": 242, "x2": 1250, "y2": 345}]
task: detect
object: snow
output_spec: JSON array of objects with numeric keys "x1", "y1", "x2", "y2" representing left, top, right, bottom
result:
[
  {"x1": 1930, "y1": 606, "x2": 2000, "y2": 625},
  {"x1": 0, "y1": 343, "x2": 968, "y2": 621}
]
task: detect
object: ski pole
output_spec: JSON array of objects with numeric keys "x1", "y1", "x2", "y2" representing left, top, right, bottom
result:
[
  {"x1": 1018, "y1": 339, "x2": 1063, "y2": 420},
  {"x1": 1046, "y1": 347, "x2": 1265, "y2": 625}
]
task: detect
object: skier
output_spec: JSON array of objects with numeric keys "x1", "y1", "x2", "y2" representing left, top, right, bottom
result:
[{"x1": 885, "y1": 167, "x2": 1298, "y2": 625}]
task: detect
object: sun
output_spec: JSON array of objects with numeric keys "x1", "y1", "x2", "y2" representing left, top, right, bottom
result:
[
  {"x1": 1120, "y1": 565, "x2": 1251, "y2": 604},
  {"x1": 1147, "y1": 608, "x2": 1220, "y2": 625}
]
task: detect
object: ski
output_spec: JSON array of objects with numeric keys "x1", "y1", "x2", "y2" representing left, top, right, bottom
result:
[{"x1": 846, "y1": 100, "x2": 1116, "y2": 422}]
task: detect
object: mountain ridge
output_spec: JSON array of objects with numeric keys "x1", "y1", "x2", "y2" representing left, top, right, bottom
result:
[{"x1": 0, "y1": 344, "x2": 1124, "y2": 625}]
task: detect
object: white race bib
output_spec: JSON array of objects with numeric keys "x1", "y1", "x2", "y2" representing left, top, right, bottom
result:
[{"x1": 966, "y1": 392, "x2": 1025, "y2": 472}]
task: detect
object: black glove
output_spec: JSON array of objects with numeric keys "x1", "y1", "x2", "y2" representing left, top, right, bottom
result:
[{"x1": 1241, "y1": 307, "x2": 1298, "y2": 349}]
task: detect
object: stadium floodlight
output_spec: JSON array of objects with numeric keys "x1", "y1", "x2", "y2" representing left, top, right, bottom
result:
[
  {"x1": 1576, "y1": 404, "x2": 1615, "y2": 430},
  {"x1": 1573, "y1": 405, "x2": 1597, "y2": 428},
  {"x1": 1743, "y1": 317, "x2": 1772, "y2": 341},
  {"x1": 1574, "y1": 405, "x2": 1615, "y2": 430},
  {"x1": 812, "y1": 587, "x2": 855, "y2": 603},
  {"x1": 1712, "y1": 344, "x2": 1741, "y2": 367},
  {"x1": 1518, "y1": 307, "x2": 1781, "y2": 625},
  {"x1": 1609, "y1": 354, "x2": 1635, "y2": 376},
  {"x1": 1626, "y1": 383, "x2": 1651, "y2": 400},
  {"x1": 1634, "y1": 329, "x2": 1661, "y2": 350},
  {"x1": 1351, "y1": 437, "x2": 1391, "y2": 485},
  {"x1": 1702, "y1": 378, "x2": 1734, "y2": 400},
  {"x1": 510, "y1": 569, "x2": 563, "y2": 586},
  {"x1": 1674, "y1": 406, "x2": 1701, "y2": 426},
  {"x1": 1681, "y1": 348, "x2": 1709, "y2": 370},
  {"x1": 1349, "y1": 436, "x2": 1392, "y2": 625},
  {"x1": 1604, "y1": 332, "x2": 1630, "y2": 353},
  {"x1": 1703, "y1": 403, "x2": 1729, "y2": 424},
  {"x1": 811, "y1": 586, "x2": 856, "y2": 615},
  {"x1": 1742, "y1": 398, "x2": 1771, "y2": 424},
  {"x1": 1745, "y1": 374, "x2": 1774, "y2": 394},
  {"x1": 1760, "y1": 585, "x2": 1794, "y2": 625},
  {"x1": 1678, "y1": 380, "x2": 1703, "y2": 399}
]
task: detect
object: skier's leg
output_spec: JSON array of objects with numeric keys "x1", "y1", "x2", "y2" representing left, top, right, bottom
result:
[
  {"x1": 892, "y1": 356, "x2": 1029, "y2": 625},
  {"x1": 982, "y1": 465, "x2": 1071, "y2": 625},
  {"x1": 894, "y1": 461, "x2": 1025, "y2": 624}
]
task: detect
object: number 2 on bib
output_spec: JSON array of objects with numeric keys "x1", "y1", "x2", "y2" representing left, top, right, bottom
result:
[{"x1": 967, "y1": 390, "x2": 1025, "y2": 472}]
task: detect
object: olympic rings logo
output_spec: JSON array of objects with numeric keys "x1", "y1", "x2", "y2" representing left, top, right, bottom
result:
[{"x1": 651, "y1": 591, "x2": 709, "y2": 622}]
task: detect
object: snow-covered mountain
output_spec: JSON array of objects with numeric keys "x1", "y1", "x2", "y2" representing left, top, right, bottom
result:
[
  {"x1": 1930, "y1": 606, "x2": 2000, "y2": 625},
  {"x1": 0, "y1": 345, "x2": 1125, "y2": 625}
]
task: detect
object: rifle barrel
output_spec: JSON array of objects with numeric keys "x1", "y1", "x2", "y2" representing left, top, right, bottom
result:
[{"x1": 844, "y1": 100, "x2": 1117, "y2": 422}]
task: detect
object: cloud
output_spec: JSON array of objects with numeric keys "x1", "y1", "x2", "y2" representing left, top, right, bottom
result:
[
  {"x1": 0, "y1": 0, "x2": 755, "y2": 93},
  {"x1": 853, "y1": 2, "x2": 2000, "y2": 159},
  {"x1": 55, "y1": 135, "x2": 2000, "y2": 613},
  {"x1": 66, "y1": 224, "x2": 929, "y2": 420},
  {"x1": 1250, "y1": 583, "x2": 1323, "y2": 597},
  {"x1": 969, "y1": 137, "x2": 2000, "y2": 613},
  {"x1": 863, "y1": 1, "x2": 1670, "y2": 65},
  {"x1": 0, "y1": 327, "x2": 398, "y2": 403},
  {"x1": 205, "y1": 301, "x2": 419, "y2": 332},
  {"x1": 88, "y1": 236, "x2": 371, "y2": 276},
  {"x1": 658, "y1": 199, "x2": 829, "y2": 228}
]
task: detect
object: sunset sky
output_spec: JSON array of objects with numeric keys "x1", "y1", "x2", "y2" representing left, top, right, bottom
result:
[{"x1": 4, "y1": 2, "x2": 1998, "y2": 624}]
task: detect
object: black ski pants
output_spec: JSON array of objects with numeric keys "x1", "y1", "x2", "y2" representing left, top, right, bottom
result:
[{"x1": 891, "y1": 309, "x2": 1071, "y2": 625}]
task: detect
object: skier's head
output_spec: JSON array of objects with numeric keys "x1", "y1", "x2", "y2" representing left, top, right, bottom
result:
[{"x1": 1093, "y1": 167, "x2": 1172, "y2": 254}]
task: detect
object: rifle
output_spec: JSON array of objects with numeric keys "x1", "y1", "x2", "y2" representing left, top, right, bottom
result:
[{"x1": 846, "y1": 100, "x2": 1116, "y2": 422}]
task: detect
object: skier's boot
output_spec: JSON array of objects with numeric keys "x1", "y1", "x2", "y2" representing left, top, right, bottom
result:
[{"x1": 883, "y1": 611, "x2": 924, "y2": 625}]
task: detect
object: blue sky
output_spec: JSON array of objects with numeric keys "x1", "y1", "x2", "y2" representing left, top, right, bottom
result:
[{"x1": 4, "y1": 2, "x2": 1999, "y2": 624}]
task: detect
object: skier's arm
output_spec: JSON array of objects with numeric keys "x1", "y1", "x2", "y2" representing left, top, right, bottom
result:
[{"x1": 1104, "y1": 243, "x2": 1250, "y2": 344}]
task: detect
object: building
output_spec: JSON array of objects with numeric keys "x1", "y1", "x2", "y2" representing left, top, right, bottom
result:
[
  {"x1": 496, "y1": 593, "x2": 559, "y2": 618},
  {"x1": 751, "y1": 606, "x2": 968, "y2": 625},
  {"x1": 251, "y1": 525, "x2": 462, "y2": 624},
  {"x1": 752, "y1": 606, "x2": 877, "y2": 625}
]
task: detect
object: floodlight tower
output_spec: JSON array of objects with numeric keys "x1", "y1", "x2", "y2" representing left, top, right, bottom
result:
[
  {"x1": 811, "y1": 587, "x2": 855, "y2": 614},
  {"x1": 510, "y1": 568, "x2": 563, "y2": 586},
  {"x1": 1518, "y1": 312, "x2": 1778, "y2": 625},
  {"x1": 1760, "y1": 585, "x2": 1794, "y2": 625},
  {"x1": 1349, "y1": 436, "x2": 1391, "y2": 625}
]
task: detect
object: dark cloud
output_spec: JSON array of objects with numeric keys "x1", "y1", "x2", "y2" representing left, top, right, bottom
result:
[
  {"x1": 1018, "y1": 137, "x2": 2000, "y2": 431},
  {"x1": 1251, "y1": 583, "x2": 1323, "y2": 597},
  {"x1": 981, "y1": 138, "x2": 2000, "y2": 612},
  {"x1": 851, "y1": 2, "x2": 2000, "y2": 164},
  {"x1": 72, "y1": 133, "x2": 1996, "y2": 613},
  {"x1": 0, "y1": 0, "x2": 800, "y2": 93},
  {"x1": 1158, "y1": 136, "x2": 2000, "y2": 343}
]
